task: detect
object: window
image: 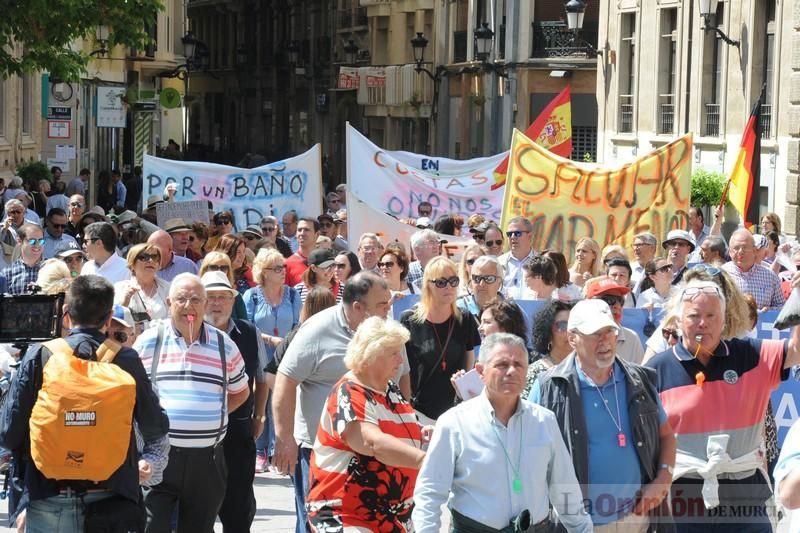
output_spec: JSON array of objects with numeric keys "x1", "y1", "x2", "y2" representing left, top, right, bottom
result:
[
  {"x1": 657, "y1": 8, "x2": 678, "y2": 135},
  {"x1": 702, "y1": 3, "x2": 724, "y2": 137},
  {"x1": 617, "y1": 12, "x2": 636, "y2": 133},
  {"x1": 761, "y1": 0, "x2": 776, "y2": 139},
  {"x1": 0, "y1": 79, "x2": 4, "y2": 137},
  {"x1": 21, "y1": 75, "x2": 32, "y2": 136},
  {"x1": 453, "y1": 0, "x2": 468, "y2": 63}
]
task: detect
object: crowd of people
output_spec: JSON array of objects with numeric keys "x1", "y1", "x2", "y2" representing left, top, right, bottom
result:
[{"x1": 0, "y1": 169, "x2": 799, "y2": 533}]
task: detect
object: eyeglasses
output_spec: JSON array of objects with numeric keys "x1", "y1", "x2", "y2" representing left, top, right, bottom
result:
[
  {"x1": 377, "y1": 261, "x2": 395, "y2": 269},
  {"x1": 656, "y1": 265, "x2": 672, "y2": 274},
  {"x1": 50, "y1": 223, "x2": 67, "y2": 229},
  {"x1": 681, "y1": 285, "x2": 722, "y2": 301},
  {"x1": 599, "y1": 294, "x2": 625, "y2": 307},
  {"x1": 632, "y1": 242, "x2": 653, "y2": 248},
  {"x1": 206, "y1": 264, "x2": 230, "y2": 273},
  {"x1": 136, "y1": 253, "x2": 160, "y2": 263},
  {"x1": 485, "y1": 239, "x2": 503, "y2": 247},
  {"x1": 27, "y1": 238, "x2": 46, "y2": 246},
  {"x1": 471, "y1": 274, "x2": 498, "y2": 285},
  {"x1": 111, "y1": 331, "x2": 129, "y2": 343},
  {"x1": 691, "y1": 264, "x2": 721, "y2": 277},
  {"x1": 261, "y1": 226, "x2": 276, "y2": 233},
  {"x1": 465, "y1": 258, "x2": 477, "y2": 266},
  {"x1": 69, "y1": 202, "x2": 84, "y2": 208},
  {"x1": 63, "y1": 255, "x2": 84, "y2": 264},
  {"x1": 334, "y1": 262, "x2": 348, "y2": 270},
  {"x1": 215, "y1": 218, "x2": 231, "y2": 225},
  {"x1": 662, "y1": 328, "x2": 679, "y2": 341},
  {"x1": 268, "y1": 265, "x2": 286, "y2": 273},
  {"x1": 506, "y1": 230, "x2": 530, "y2": 238},
  {"x1": 244, "y1": 234, "x2": 258, "y2": 241},
  {"x1": 430, "y1": 276, "x2": 459, "y2": 289},
  {"x1": 553, "y1": 320, "x2": 568, "y2": 332},
  {"x1": 173, "y1": 296, "x2": 205, "y2": 306}
]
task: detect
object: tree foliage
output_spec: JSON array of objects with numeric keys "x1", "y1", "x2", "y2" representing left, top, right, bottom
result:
[
  {"x1": 691, "y1": 168, "x2": 728, "y2": 208},
  {"x1": 0, "y1": 0, "x2": 163, "y2": 81}
]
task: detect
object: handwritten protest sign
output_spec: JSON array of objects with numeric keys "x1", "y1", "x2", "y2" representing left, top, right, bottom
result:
[
  {"x1": 143, "y1": 146, "x2": 322, "y2": 231},
  {"x1": 501, "y1": 130, "x2": 692, "y2": 261},
  {"x1": 156, "y1": 200, "x2": 210, "y2": 227},
  {"x1": 346, "y1": 123, "x2": 507, "y2": 222}
]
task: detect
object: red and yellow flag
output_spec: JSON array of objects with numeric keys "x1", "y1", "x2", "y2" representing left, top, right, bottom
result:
[
  {"x1": 492, "y1": 85, "x2": 572, "y2": 189},
  {"x1": 723, "y1": 86, "x2": 764, "y2": 230}
]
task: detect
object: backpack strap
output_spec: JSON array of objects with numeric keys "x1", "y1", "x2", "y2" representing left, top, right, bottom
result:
[
  {"x1": 150, "y1": 322, "x2": 166, "y2": 379},
  {"x1": 213, "y1": 330, "x2": 227, "y2": 447},
  {"x1": 96, "y1": 339, "x2": 122, "y2": 363}
]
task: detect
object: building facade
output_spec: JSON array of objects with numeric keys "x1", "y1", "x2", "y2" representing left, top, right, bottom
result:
[
  {"x1": 597, "y1": 0, "x2": 798, "y2": 234},
  {"x1": 0, "y1": 68, "x2": 43, "y2": 182}
]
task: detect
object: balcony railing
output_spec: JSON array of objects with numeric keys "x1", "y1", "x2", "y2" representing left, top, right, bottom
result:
[
  {"x1": 705, "y1": 103, "x2": 720, "y2": 137},
  {"x1": 532, "y1": 21, "x2": 598, "y2": 58},
  {"x1": 761, "y1": 104, "x2": 772, "y2": 139},
  {"x1": 658, "y1": 94, "x2": 674, "y2": 135},
  {"x1": 619, "y1": 94, "x2": 634, "y2": 133}
]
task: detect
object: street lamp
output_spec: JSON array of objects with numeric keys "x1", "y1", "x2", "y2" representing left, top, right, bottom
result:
[
  {"x1": 343, "y1": 40, "x2": 359, "y2": 65},
  {"x1": 698, "y1": 0, "x2": 739, "y2": 47},
  {"x1": 474, "y1": 22, "x2": 494, "y2": 62},
  {"x1": 182, "y1": 31, "x2": 198, "y2": 65},
  {"x1": 409, "y1": 32, "x2": 444, "y2": 83},
  {"x1": 563, "y1": 0, "x2": 602, "y2": 57},
  {"x1": 90, "y1": 25, "x2": 110, "y2": 56}
]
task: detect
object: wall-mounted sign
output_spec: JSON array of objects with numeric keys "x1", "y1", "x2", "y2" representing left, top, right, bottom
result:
[
  {"x1": 97, "y1": 86, "x2": 127, "y2": 128},
  {"x1": 47, "y1": 120, "x2": 71, "y2": 139},
  {"x1": 160, "y1": 88, "x2": 182, "y2": 109},
  {"x1": 47, "y1": 107, "x2": 72, "y2": 120}
]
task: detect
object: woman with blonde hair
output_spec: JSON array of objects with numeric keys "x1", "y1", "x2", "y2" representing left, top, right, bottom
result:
[
  {"x1": 200, "y1": 251, "x2": 247, "y2": 319},
  {"x1": 306, "y1": 317, "x2": 426, "y2": 532},
  {"x1": 569, "y1": 237, "x2": 601, "y2": 287},
  {"x1": 457, "y1": 243, "x2": 487, "y2": 295},
  {"x1": 399, "y1": 256, "x2": 480, "y2": 423},
  {"x1": 600, "y1": 243, "x2": 628, "y2": 265},
  {"x1": 35, "y1": 259, "x2": 73, "y2": 295},
  {"x1": 115, "y1": 243, "x2": 170, "y2": 326}
]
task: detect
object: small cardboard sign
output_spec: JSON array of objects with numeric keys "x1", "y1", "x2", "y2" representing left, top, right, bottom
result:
[{"x1": 156, "y1": 200, "x2": 210, "y2": 227}]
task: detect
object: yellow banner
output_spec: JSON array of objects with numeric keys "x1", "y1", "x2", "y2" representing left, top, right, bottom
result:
[{"x1": 500, "y1": 130, "x2": 692, "y2": 260}]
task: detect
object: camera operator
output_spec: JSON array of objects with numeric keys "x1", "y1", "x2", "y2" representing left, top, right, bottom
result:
[{"x1": 0, "y1": 223, "x2": 45, "y2": 295}]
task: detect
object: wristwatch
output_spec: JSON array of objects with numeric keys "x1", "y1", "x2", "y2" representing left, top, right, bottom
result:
[{"x1": 659, "y1": 463, "x2": 674, "y2": 475}]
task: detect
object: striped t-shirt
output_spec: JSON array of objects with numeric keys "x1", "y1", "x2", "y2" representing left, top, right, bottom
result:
[{"x1": 134, "y1": 321, "x2": 248, "y2": 448}]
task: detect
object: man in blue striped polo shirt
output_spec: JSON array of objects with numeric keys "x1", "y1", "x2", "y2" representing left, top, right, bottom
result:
[{"x1": 134, "y1": 273, "x2": 250, "y2": 533}]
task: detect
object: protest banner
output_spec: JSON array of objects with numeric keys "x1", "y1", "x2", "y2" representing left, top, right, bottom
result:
[
  {"x1": 348, "y1": 198, "x2": 473, "y2": 258},
  {"x1": 156, "y1": 200, "x2": 210, "y2": 227},
  {"x1": 501, "y1": 130, "x2": 692, "y2": 261},
  {"x1": 346, "y1": 123, "x2": 507, "y2": 222},
  {"x1": 142, "y1": 146, "x2": 322, "y2": 230}
]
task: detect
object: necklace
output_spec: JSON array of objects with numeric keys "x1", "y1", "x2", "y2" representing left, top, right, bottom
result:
[
  {"x1": 587, "y1": 366, "x2": 627, "y2": 447},
  {"x1": 430, "y1": 316, "x2": 455, "y2": 372},
  {"x1": 489, "y1": 411, "x2": 524, "y2": 494}
]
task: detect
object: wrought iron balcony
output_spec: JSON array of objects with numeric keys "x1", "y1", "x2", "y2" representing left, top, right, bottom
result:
[{"x1": 532, "y1": 21, "x2": 598, "y2": 58}]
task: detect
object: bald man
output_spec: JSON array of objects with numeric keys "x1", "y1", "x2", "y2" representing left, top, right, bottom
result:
[
  {"x1": 722, "y1": 228, "x2": 784, "y2": 311},
  {"x1": 147, "y1": 230, "x2": 198, "y2": 283}
]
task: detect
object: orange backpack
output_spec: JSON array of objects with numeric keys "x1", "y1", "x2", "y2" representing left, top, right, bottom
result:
[{"x1": 29, "y1": 338, "x2": 137, "y2": 481}]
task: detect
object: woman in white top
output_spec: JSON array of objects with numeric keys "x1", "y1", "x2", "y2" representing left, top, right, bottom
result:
[
  {"x1": 114, "y1": 243, "x2": 171, "y2": 328},
  {"x1": 568, "y1": 237, "x2": 601, "y2": 287},
  {"x1": 637, "y1": 257, "x2": 675, "y2": 310}
]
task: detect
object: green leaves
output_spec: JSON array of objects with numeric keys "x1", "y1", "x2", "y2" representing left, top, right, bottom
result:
[
  {"x1": 0, "y1": 0, "x2": 163, "y2": 80},
  {"x1": 691, "y1": 168, "x2": 727, "y2": 207}
]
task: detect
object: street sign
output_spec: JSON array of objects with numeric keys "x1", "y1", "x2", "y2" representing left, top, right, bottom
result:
[{"x1": 160, "y1": 88, "x2": 182, "y2": 109}]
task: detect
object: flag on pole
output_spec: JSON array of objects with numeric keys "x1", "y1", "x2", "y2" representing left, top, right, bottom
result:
[
  {"x1": 722, "y1": 85, "x2": 765, "y2": 230},
  {"x1": 492, "y1": 85, "x2": 572, "y2": 189}
]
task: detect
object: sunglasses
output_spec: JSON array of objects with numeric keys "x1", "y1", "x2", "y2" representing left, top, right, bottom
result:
[
  {"x1": 244, "y1": 234, "x2": 258, "y2": 241},
  {"x1": 506, "y1": 230, "x2": 529, "y2": 238},
  {"x1": 691, "y1": 264, "x2": 721, "y2": 277},
  {"x1": 599, "y1": 294, "x2": 625, "y2": 307},
  {"x1": 69, "y1": 202, "x2": 84, "y2": 208},
  {"x1": 268, "y1": 265, "x2": 286, "y2": 273},
  {"x1": 111, "y1": 331, "x2": 129, "y2": 343},
  {"x1": 207, "y1": 264, "x2": 230, "y2": 273},
  {"x1": 261, "y1": 226, "x2": 276, "y2": 233},
  {"x1": 63, "y1": 255, "x2": 84, "y2": 263},
  {"x1": 662, "y1": 328, "x2": 679, "y2": 341},
  {"x1": 485, "y1": 239, "x2": 503, "y2": 247},
  {"x1": 377, "y1": 261, "x2": 395, "y2": 269},
  {"x1": 136, "y1": 253, "x2": 160, "y2": 263},
  {"x1": 553, "y1": 320, "x2": 568, "y2": 332},
  {"x1": 473, "y1": 234, "x2": 486, "y2": 240},
  {"x1": 50, "y1": 223, "x2": 67, "y2": 229},
  {"x1": 471, "y1": 274, "x2": 498, "y2": 285},
  {"x1": 430, "y1": 276, "x2": 459, "y2": 289},
  {"x1": 681, "y1": 285, "x2": 721, "y2": 301},
  {"x1": 27, "y1": 238, "x2": 46, "y2": 246},
  {"x1": 215, "y1": 218, "x2": 231, "y2": 225},
  {"x1": 465, "y1": 258, "x2": 477, "y2": 266}
]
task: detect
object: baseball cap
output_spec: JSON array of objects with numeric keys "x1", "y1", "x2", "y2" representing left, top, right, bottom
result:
[
  {"x1": 201, "y1": 270, "x2": 239, "y2": 295},
  {"x1": 163, "y1": 218, "x2": 192, "y2": 233},
  {"x1": 663, "y1": 229, "x2": 696, "y2": 252},
  {"x1": 416, "y1": 217, "x2": 432, "y2": 229},
  {"x1": 585, "y1": 276, "x2": 631, "y2": 298},
  {"x1": 568, "y1": 299, "x2": 620, "y2": 335},
  {"x1": 111, "y1": 305, "x2": 134, "y2": 329},
  {"x1": 307, "y1": 248, "x2": 336, "y2": 268}
]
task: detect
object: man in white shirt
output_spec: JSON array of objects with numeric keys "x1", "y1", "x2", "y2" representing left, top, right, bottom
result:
[
  {"x1": 412, "y1": 333, "x2": 592, "y2": 533},
  {"x1": 498, "y1": 216, "x2": 535, "y2": 300},
  {"x1": 630, "y1": 232, "x2": 657, "y2": 297},
  {"x1": 80, "y1": 221, "x2": 130, "y2": 284}
]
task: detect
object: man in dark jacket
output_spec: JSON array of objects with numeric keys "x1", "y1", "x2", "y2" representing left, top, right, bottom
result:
[
  {"x1": 0, "y1": 274, "x2": 169, "y2": 532},
  {"x1": 530, "y1": 298, "x2": 676, "y2": 532}
]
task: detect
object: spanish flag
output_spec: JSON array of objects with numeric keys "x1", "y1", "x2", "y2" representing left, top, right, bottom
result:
[
  {"x1": 492, "y1": 85, "x2": 572, "y2": 189},
  {"x1": 724, "y1": 86, "x2": 764, "y2": 230}
]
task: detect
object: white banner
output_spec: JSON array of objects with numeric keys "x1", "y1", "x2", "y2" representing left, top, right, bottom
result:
[
  {"x1": 346, "y1": 123, "x2": 507, "y2": 222},
  {"x1": 348, "y1": 198, "x2": 473, "y2": 259},
  {"x1": 142, "y1": 145, "x2": 322, "y2": 230}
]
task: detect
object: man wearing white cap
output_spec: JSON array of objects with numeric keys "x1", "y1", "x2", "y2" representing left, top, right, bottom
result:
[
  {"x1": 202, "y1": 271, "x2": 268, "y2": 533},
  {"x1": 662, "y1": 229, "x2": 695, "y2": 285},
  {"x1": 531, "y1": 299, "x2": 676, "y2": 532}
]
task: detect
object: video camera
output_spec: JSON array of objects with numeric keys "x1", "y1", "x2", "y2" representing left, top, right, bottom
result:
[{"x1": 0, "y1": 293, "x2": 65, "y2": 344}]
